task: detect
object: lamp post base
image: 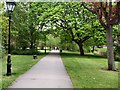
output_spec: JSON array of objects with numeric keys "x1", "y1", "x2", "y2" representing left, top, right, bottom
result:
[
  {"x1": 45, "y1": 49, "x2": 46, "y2": 53},
  {"x1": 6, "y1": 54, "x2": 11, "y2": 76}
]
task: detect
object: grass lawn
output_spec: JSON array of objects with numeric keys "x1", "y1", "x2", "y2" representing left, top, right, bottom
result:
[
  {"x1": 61, "y1": 51, "x2": 119, "y2": 88},
  {"x1": 1, "y1": 54, "x2": 47, "y2": 89},
  {"x1": 95, "y1": 48, "x2": 107, "y2": 52}
]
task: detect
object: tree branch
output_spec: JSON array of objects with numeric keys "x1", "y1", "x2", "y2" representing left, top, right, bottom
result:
[
  {"x1": 96, "y1": 11, "x2": 107, "y2": 28},
  {"x1": 81, "y1": 36, "x2": 92, "y2": 43},
  {"x1": 81, "y1": 3, "x2": 96, "y2": 14}
]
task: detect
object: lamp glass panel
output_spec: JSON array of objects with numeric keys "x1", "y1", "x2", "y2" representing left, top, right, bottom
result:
[
  {"x1": 11, "y1": 5, "x2": 15, "y2": 11},
  {"x1": 9, "y1": 4, "x2": 13, "y2": 11},
  {"x1": 6, "y1": 2, "x2": 15, "y2": 12},
  {"x1": 7, "y1": 4, "x2": 12, "y2": 11}
]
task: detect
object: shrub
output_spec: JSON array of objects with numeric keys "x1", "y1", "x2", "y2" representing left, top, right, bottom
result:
[
  {"x1": 84, "y1": 46, "x2": 91, "y2": 53},
  {"x1": 114, "y1": 45, "x2": 120, "y2": 62},
  {"x1": 11, "y1": 49, "x2": 41, "y2": 55},
  {"x1": 114, "y1": 45, "x2": 120, "y2": 55}
]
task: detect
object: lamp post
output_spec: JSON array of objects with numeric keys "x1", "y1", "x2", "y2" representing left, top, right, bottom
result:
[
  {"x1": 6, "y1": 0, "x2": 16, "y2": 76},
  {"x1": 45, "y1": 32, "x2": 46, "y2": 53}
]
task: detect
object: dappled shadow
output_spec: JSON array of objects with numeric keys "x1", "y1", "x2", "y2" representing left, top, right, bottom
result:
[
  {"x1": 3, "y1": 73, "x2": 17, "y2": 76},
  {"x1": 39, "y1": 53, "x2": 49, "y2": 55},
  {"x1": 49, "y1": 53, "x2": 59, "y2": 55},
  {"x1": 101, "y1": 67, "x2": 120, "y2": 72},
  {"x1": 60, "y1": 52, "x2": 107, "y2": 59},
  {"x1": 60, "y1": 52, "x2": 120, "y2": 62},
  {"x1": 12, "y1": 53, "x2": 49, "y2": 56}
]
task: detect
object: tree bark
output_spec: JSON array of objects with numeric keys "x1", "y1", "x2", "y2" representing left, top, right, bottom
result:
[
  {"x1": 92, "y1": 46, "x2": 95, "y2": 53},
  {"x1": 106, "y1": 25, "x2": 115, "y2": 70},
  {"x1": 30, "y1": 41, "x2": 33, "y2": 50},
  {"x1": 78, "y1": 43, "x2": 84, "y2": 56}
]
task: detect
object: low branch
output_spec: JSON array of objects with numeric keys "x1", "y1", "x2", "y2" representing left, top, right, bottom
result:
[
  {"x1": 81, "y1": 3, "x2": 96, "y2": 14},
  {"x1": 81, "y1": 36, "x2": 92, "y2": 43},
  {"x1": 96, "y1": 12, "x2": 107, "y2": 28}
]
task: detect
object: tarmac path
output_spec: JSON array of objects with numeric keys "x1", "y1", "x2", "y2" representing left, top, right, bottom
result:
[{"x1": 9, "y1": 50, "x2": 73, "y2": 88}]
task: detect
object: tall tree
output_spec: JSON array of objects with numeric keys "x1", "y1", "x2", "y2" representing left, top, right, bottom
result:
[
  {"x1": 82, "y1": 1, "x2": 120, "y2": 70},
  {"x1": 52, "y1": 3, "x2": 101, "y2": 55},
  {"x1": 12, "y1": 3, "x2": 30, "y2": 50}
]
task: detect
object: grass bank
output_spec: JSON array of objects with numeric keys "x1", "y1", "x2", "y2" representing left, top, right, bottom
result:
[
  {"x1": 61, "y1": 51, "x2": 119, "y2": 88},
  {"x1": 1, "y1": 54, "x2": 47, "y2": 89},
  {"x1": 95, "y1": 48, "x2": 107, "y2": 52}
]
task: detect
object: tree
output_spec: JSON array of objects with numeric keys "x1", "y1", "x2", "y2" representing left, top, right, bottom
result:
[
  {"x1": 12, "y1": 2, "x2": 43, "y2": 51},
  {"x1": 12, "y1": 3, "x2": 30, "y2": 50},
  {"x1": 52, "y1": 3, "x2": 101, "y2": 55},
  {"x1": 82, "y1": 1, "x2": 120, "y2": 70},
  {"x1": 28, "y1": 2, "x2": 41, "y2": 50},
  {"x1": 88, "y1": 20, "x2": 106, "y2": 53},
  {"x1": 0, "y1": 2, "x2": 8, "y2": 51}
]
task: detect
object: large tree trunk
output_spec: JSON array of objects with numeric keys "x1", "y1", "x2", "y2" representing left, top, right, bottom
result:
[
  {"x1": 78, "y1": 43, "x2": 84, "y2": 56},
  {"x1": 106, "y1": 25, "x2": 115, "y2": 70}
]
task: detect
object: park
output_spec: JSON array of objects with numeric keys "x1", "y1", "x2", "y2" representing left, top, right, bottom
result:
[{"x1": 0, "y1": 1, "x2": 120, "y2": 89}]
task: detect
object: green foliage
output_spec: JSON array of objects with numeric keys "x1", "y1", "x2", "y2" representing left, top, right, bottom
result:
[
  {"x1": 11, "y1": 49, "x2": 40, "y2": 55},
  {"x1": 114, "y1": 46, "x2": 120, "y2": 55},
  {"x1": 51, "y1": 3, "x2": 105, "y2": 55},
  {"x1": 0, "y1": 2, "x2": 8, "y2": 51},
  {"x1": 12, "y1": 3, "x2": 36, "y2": 50},
  {"x1": 95, "y1": 48, "x2": 107, "y2": 52},
  {"x1": 46, "y1": 34, "x2": 60, "y2": 47},
  {"x1": 1, "y1": 2, "x2": 116, "y2": 55},
  {"x1": 83, "y1": 45, "x2": 91, "y2": 53}
]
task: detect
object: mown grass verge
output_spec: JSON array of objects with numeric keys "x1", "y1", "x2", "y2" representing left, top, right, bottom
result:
[
  {"x1": 1, "y1": 54, "x2": 47, "y2": 89},
  {"x1": 61, "y1": 51, "x2": 119, "y2": 88}
]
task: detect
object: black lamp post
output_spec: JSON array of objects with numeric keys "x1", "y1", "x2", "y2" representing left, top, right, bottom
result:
[
  {"x1": 45, "y1": 32, "x2": 46, "y2": 54},
  {"x1": 6, "y1": 0, "x2": 16, "y2": 76}
]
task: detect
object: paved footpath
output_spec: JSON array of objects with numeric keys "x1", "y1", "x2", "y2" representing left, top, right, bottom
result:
[{"x1": 9, "y1": 50, "x2": 73, "y2": 88}]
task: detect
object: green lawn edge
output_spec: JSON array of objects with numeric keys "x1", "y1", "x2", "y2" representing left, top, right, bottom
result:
[
  {"x1": 1, "y1": 54, "x2": 48, "y2": 89},
  {"x1": 60, "y1": 51, "x2": 119, "y2": 88}
]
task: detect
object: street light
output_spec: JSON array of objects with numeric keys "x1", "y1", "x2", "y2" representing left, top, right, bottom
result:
[
  {"x1": 6, "y1": 0, "x2": 16, "y2": 76},
  {"x1": 45, "y1": 33, "x2": 46, "y2": 53}
]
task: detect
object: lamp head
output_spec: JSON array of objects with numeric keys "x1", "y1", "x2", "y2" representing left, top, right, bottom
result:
[{"x1": 6, "y1": 0, "x2": 16, "y2": 12}]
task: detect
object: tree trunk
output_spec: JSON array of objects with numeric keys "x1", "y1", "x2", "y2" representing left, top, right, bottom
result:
[
  {"x1": 92, "y1": 46, "x2": 95, "y2": 53},
  {"x1": 30, "y1": 41, "x2": 34, "y2": 50},
  {"x1": 78, "y1": 43, "x2": 84, "y2": 56},
  {"x1": 106, "y1": 25, "x2": 115, "y2": 70}
]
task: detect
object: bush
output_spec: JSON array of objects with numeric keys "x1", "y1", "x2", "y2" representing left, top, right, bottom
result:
[
  {"x1": 11, "y1": 49, "x2": 41, "y2": 55},
  {"x1": 84, "y1": 46, "x2": 91, "y2": 53},
  {"x1": 1, "y1": 48, "x2": 7, "y2": 58},
  {"x1": 115, "y1": 57, "x2": 120, "y2": 62},
  {"x1": 114, "y1": 45, "x2": 120, "y2": 62},
  {"x1": 114, "y1": 45, "x2": 120, "y2": 55}
]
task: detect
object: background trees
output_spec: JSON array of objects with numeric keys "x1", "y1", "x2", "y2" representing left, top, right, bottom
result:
[
  {"x1": 12, "y1": 3, "x2": 30, "y2": 51},
  {"x1": 50, "y1": 3, "x2": 106, "y2": 55},
  {"x1": 0, "y1": 2, "x2": 8, "y2": 52},
  {"x1": 1, "y1": 2, "x2": 119, "y2": 69},
  {"x1": 1, "y1": 2, "x2": 108, "y2": 54}
]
